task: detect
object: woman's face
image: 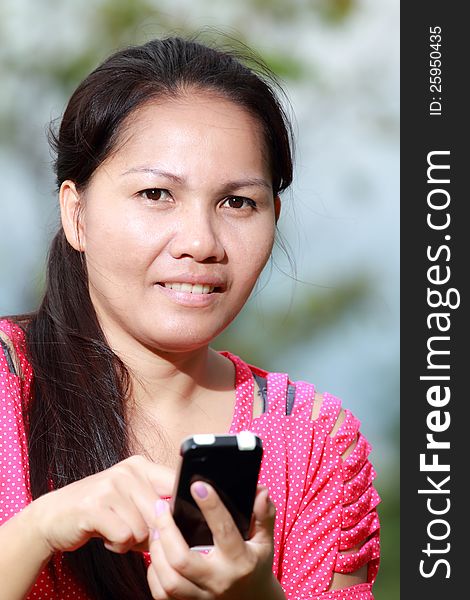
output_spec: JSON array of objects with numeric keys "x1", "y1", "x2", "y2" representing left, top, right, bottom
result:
[{"x1": 61, "y1": 94, "x2": 280, "y2": 354}]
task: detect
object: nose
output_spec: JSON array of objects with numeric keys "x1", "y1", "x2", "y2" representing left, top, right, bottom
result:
[{"x1": 168, "y1": 204, "x2": 225, "y2": 263}]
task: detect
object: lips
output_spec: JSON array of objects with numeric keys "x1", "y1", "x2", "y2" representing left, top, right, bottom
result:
[
  {"x1": 155, "y1": 280, "x2": 224, "y2": 307},
  {"x1": 158, "y1": 282, "x2": 217, "y2": 294},
  {"x1": 156, "y1": 275, "x2": 226, "y2": 295}
]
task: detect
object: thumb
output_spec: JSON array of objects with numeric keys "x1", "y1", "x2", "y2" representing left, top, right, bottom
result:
[{"x1": 250, "y1": 486, "x2": 276, "y2": 544}]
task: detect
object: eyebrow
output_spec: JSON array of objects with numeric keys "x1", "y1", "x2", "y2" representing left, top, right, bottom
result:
[{"x1": 120, "y1": 167, "x2": 272, "y2": 191}]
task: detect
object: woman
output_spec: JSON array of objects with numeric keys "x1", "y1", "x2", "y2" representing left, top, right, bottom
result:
[{"x1": 0, "y1": 36, "x2": 380, "y2": 599}]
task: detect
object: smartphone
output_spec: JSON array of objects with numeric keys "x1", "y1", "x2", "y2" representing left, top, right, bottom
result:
[{"x1": 171, "y1": 432, "x2": 263, "y2": 550}]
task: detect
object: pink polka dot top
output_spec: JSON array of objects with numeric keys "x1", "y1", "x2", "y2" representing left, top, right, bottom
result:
[{"x1": 0, "y1": 319, "x2": 380, "y2": 599}]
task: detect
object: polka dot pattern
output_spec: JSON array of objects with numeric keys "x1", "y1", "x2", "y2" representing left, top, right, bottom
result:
[{"x1": 0, "y1": 320, "x2": 380, "y2": 599}]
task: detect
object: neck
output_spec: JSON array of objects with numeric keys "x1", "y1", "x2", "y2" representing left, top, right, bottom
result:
[{"x1": 101, "y1": 327, "x2": 234, "y2": 416}]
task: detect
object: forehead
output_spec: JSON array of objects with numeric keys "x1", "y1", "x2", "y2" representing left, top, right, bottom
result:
[{"x1": 105, "y1": 93, "x2": 270, "y2": 178}]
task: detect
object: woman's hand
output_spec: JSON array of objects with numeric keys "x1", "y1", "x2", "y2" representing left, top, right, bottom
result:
[
  {"x1": 147, "y1": 483, "x2": 285, "y2": 600},
  {"x1": 29, "y1": 455, "x2": 175, "y2": 556}
]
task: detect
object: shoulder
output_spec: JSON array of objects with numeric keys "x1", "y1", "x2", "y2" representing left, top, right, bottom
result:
[
  {"x1": 0, "y1": 318, "x2": 28, "y2": 348},
  {"x1": 0, "y1": 318, "x2": 31, "y2": 381},
  {"x1": 224, "y1": 351, "x2": 364, "y2": 456},
  {"x1": 0, "y1": 320, "x2": 21, "y2": 373},
  {"x1": 291, "y1": 380, "x2": 360, "y2": 461},
  {"x1": 261, "y1": 361, "x2": 364, "y2": 460},
  {"x1": 0, "y1": 320, "x2": 33, "y2": 523}
]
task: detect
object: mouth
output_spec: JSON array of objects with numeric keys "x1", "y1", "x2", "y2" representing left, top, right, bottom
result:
[{"x1": 156, "y1": 282, "x2": 223, "y2": 294}]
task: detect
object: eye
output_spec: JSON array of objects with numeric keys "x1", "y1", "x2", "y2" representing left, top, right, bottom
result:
[
  {"x1": 139, "y1": 188, "x2": 171, "y2": 202},
  {"x1": 222, "y1": 196, "x2": 257, "y2": 210}
]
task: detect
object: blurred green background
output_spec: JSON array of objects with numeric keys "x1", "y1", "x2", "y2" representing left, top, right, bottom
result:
[{"x1": 0, "y1": 0, "x2": 399, "y2": 597}]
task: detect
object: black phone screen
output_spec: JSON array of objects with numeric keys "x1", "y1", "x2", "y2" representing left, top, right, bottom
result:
[{"x1": 172, "y1": 435, "x2": 263, "y2": 548}]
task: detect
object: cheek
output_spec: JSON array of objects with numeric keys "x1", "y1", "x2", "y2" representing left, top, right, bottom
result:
[
  {"x1": 231, "y1": 225, "x2": 274, "y2": 285},
  {"x1": 83, "y1": 207, "x2": 161, "y2": 277}
]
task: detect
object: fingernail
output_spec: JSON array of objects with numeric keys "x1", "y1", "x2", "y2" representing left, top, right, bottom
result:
[
  {"x1": 259, "y1": 485, "x2": 268, "y2": 497},
  {"x1": 262, "y1": 488, "x2": 273, "y2": 509},
  {"x1": 266, "y1": 493, "x2": 276, "y2": 515},
  {"x1": 155, "y1": 499, "x2": 168, "y2": 516},
  {"x1": 193, "y1": 482, "x2": 209, "y2": 499},
  {"x1": 151, "y1": 528, "x2": 160, "y2": 541}
]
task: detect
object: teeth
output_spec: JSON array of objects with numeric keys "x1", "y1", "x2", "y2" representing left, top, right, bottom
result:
[{"x1": 163, "y1": 282, "x2": 216, "y2": 294}]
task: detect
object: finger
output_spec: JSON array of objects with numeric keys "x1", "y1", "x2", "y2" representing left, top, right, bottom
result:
[
  {"x1": 151, "y1": 499, "x2": 206, "y2": 580},
  {"x1": 147, "y1": 562, "x2": 169, "y2": 599},
  {"x1": 86, "y1": 509, "x2": 136, "y2": 554},
  {"x1": 150, "y1": 536, "x2": 211, "y2": 600},
  {"x1": 250, "y1": 486, "x2": 276, "y2": 545},
  {"x1": 124, "y1": 482, "x2": 164, "y2": 532},
  {"x1": 106, "y1": 501, "x2": 150, "y2": 548},
  {"x1": 115, "y1": 457, "x2": 176, "y2": 527},
  {"x1": 190, "y1": 482, "x2": 246, "y2": 556},
  {"x1": 137, "y1": 457, "x2": 176, "y2": 498}
]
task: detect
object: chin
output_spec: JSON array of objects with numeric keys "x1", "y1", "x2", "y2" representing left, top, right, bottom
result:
[{"x1": 142, "y1": 329, "x2": 217, "y2": 354}]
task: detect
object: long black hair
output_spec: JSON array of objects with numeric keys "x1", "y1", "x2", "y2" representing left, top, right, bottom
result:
[{"x1": 25, "y1": 35, "x2": 293, "y2": 598}]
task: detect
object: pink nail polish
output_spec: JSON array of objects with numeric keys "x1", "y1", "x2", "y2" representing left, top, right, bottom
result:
[
  {"x1": 152, "y1": 528, "x2": 160, "y2": 541},
  {"x1": 193, "y1": 482, "x2": 208, "y2": 499},
  {"x1": 155, "y1": 499, "x2": 168, "y2": 516}
]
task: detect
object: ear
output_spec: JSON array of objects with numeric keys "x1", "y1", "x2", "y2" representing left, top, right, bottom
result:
[
  {"x1": 59, "y1": 180, "x2": 85, "y2": 251},
  {"x1": 274, "y1": 195, "x2": 281, "y2": 224}
]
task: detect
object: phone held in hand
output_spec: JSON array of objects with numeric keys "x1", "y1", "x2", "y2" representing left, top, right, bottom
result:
[{"x1": 171, "y1": 432, "x2": 263, "y2": 550}]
